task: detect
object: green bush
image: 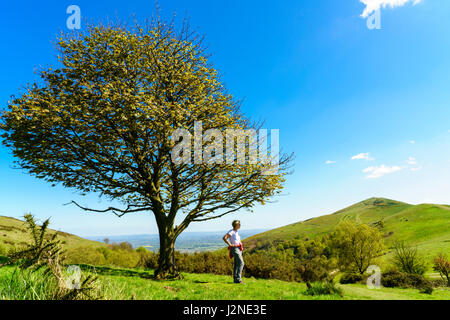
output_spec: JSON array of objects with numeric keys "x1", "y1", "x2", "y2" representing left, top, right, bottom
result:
[
  {"x1": 66, "y1": 246, "x2": 107, "y2": 266},
  {"x1": 420, "y1": 284, "x2": 434, "y2": 295},
  {"x1": 244, "y1": 252, "x2": 299, "y2": 281},
  {"x1": 304, "y1": 281, "x2": 343, "y2": 297},
  {"x1": 381, "y1": 271, "x2": 432, "y2": 289},
  {"x1": 340, "y1": 272, "x2": 366, "y2": 284},
  {"x1": 296, "y1": 258, "x2": 331, "y2": 283},
  {"x1": 66, "y1": 242, "x2": 145, "y2": 269}
]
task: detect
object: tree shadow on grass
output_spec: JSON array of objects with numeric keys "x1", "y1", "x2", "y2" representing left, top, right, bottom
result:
[
  {"x1": 78, "y1": 264, "x2": 154, "y2": 279},
  {"x1": 77, "y1": 264, "x2": 235, "y2": 284}
]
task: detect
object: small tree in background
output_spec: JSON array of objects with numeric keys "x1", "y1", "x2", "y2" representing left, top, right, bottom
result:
[
  {"x1": 0, "y1": 16, "x2": 291, "y2": 279},
  {"x1": 329, "y1": 221, "x2": 385, "y2": 274},
  {"x1": 391, "y1": 241, "x2": 427, "y2": 275},
  {"x1": 433, "y1": 253, "x2": 450, "y2": 286}
]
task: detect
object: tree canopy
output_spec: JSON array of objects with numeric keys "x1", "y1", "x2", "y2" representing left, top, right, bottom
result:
[{"x1": 0, "y1": 17, "x2": 291, "y2": 278}]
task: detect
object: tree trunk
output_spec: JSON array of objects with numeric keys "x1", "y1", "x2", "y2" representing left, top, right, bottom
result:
[{"x1": 154, "y1": 231, "x2": 181, "y2": 279}]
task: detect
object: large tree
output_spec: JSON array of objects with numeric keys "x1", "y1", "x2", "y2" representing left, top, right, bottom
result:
[{"x1": 0, "y1": 18, "x2": 291, "y2": 278}]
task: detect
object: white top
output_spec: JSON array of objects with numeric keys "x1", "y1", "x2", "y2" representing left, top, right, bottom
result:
[{"x1": 226, "y1": 229, "x2": 241, "y2": 246}]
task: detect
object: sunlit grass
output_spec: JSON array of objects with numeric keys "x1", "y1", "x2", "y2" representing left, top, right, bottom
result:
[{"x1": 2, "y1": 265, "x2": 447, "y2": 300}]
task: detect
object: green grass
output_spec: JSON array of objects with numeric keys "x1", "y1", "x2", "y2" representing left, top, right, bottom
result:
[
  {"x1": 0, "y1": 267, "x2": 56, "y2": 300},
  {"x1": 2, "y1": 265, "x2": 448, "y2": 300},
  {"x1": 244, "y1": 198, "x2": 450, "y2": 259}
]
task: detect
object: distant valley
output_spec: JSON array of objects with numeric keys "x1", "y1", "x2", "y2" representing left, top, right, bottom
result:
[{"x1": 86, "y1": 229, "x2": 268, "y2": 252}]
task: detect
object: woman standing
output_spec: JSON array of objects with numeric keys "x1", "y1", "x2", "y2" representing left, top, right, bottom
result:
[{"x1": 223, "y1": 220, "x2": 245, "y2": 284}]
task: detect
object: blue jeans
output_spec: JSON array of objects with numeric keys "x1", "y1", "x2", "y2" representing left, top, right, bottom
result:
[{"x1": 231, "y1": 247, "x2": 244, "y2": 283}]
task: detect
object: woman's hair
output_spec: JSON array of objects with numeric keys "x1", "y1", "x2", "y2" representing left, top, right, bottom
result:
[{"x1": 232, "y1": 220, "x2": 240, "y2": 227}]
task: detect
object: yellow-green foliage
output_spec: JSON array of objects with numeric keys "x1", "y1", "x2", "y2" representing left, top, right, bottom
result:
[
  {"x1": 329, "y1": 221, "x2": 385, "y2": 274},
  {"x1": 66, "y1": 242, "x2": 149, "y2": 269}
]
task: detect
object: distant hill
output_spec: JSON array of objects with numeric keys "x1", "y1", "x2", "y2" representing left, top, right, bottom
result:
[
  {"x1": 0, "y1": 215, "x2": 104, "y2": 252},
  {"x1": 244, "y1": 198, "x2": 450, "y2": 257},
  {"x1": 87, "y1": 229, "x2": 267, "y2": 252}
]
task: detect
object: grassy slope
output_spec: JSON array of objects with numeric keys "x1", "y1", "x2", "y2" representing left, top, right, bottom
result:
[
  {"x1": 244, "y1": 198, "x2": 450, "y2": 258},
  {"x1": 0, "y1": 215, "x2": 104, "y2": 250},
  {"x1": 1, "y1": 265, "x2": 449, "y2": 300}
]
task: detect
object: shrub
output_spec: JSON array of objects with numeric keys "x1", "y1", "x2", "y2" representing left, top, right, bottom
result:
[
  {"x1": 340, "y1": 272, "x2": 366, "y2": 284},
  {"x1": 135, "y1": 247, "x2": 155, "y2": 268},
  {"x1": 2, "y1": 214, "x2": 63, "y2": 269},
  {"x1": 420, "y1": 284, "x2": 434, "y2": 295},
  {"x1": 296, "y1": 258, "x2": 331, "y2": 283},
  {"x1": 66, "y1": 246, "x2": 106, "y2": 266},
  {"x1": 172, "y1": 251, "x2": 233, "y2": 276},
  {"x1": 391, "y1": 241, "x2": 427, "y2": 275},
  {"x1": 244, "y1": 252, "x2": 298, "y2": 281},
  {"x1": 66, "y1": 243, "x2": 147, "y2": 269},
  {"x1": 433, "y1": 253, "x2": 450, "y2": 287},
  {"x1": 304, "y1": 281, "x2": 343, "y2": 297},
  {"x1": 381, "y1": 270, "x2": 432, "y2": 289}
]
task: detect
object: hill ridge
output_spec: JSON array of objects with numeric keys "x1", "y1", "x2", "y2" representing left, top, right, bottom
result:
[
  {"x1": 0, "y1": 215, "x2": 104, "y2": 251},
  {"x1": 244, "y1": 198, "x2": 450, "y2": 258}
]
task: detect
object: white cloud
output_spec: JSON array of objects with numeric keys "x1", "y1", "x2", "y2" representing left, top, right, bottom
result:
[
  {"x1": 363, "y1": 165, "x2": 402, "y2": 178},
  {"x1": 410, "y1": 140, "x2": 416, "y2": 144},
  {"x1": 351, "y1": 152, "x2": 374, "y2": 161},
  {"x1": 325, "y1": 160, "x2": 336, "y2": 164},
  {"x1": 407, "y1": 157, "x2": 417, "y2": 165},
  {"x1": 360, "y1": 0, "x2": 423, "y2": 18},
  {"x1": 406, "y1": 157, "x2": 422, "y2": 171}
]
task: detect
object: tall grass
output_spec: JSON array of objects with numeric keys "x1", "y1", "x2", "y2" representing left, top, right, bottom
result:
[
  {"x1": 0, "y1": 266, "x2": 125, "y2": 300},
  {"x1": 0, "y1": 268, "x2": 55, "y2": 300}
]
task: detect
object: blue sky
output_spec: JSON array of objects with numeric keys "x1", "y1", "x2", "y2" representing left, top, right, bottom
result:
[{"x1": 1, "y1": 0, "x2": 449, "y2": 236}]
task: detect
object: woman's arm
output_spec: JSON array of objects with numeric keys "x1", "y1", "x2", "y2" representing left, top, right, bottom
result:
[{"x1": 223, "y1": 234, "x2": 232, "y2": 247}]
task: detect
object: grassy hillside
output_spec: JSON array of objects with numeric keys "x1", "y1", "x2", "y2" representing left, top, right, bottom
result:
[
  {"x1": 244, "y1": 198, "x2": 450, "y2": 258},
  {"x1": 1, "y1": 265, "x2": 449, "y2": 300},
  {"x1": 0, "y1": 215, "x2": 104, "y2": 251}
]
